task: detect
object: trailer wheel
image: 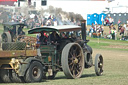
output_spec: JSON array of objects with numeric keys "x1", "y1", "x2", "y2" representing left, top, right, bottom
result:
[
  {"x1": 0, "y1": 69, "x2": 12, "y2": 83},
  {"x1": 1, "y1": 32, "x2": 12, "y2": 42},
  {"x1": 11, "y1": 70, "x2": 25, "y2": 83},
  {"x1": 95, "y1": 54, "x2": 103, "y2": 76},
  {"x1": 24, "y1": 61, "x2": 43, "y2": 83},
  {"x1": 2, "y1": 42, "x2": 26, "y2": 50},
  {"x1": 61, "y1": 43, "x2": 84, "y2": 79}
]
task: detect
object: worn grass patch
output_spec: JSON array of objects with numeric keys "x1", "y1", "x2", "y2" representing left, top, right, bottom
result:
[{"x1": 1, "y1": 48, "x2": 128, "y2": 85}]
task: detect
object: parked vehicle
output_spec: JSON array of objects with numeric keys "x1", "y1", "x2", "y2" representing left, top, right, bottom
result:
[{"x1": 1, "y1": 22, "x2": 26, "y2": 42}]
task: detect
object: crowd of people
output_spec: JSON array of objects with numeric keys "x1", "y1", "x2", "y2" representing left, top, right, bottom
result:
[
  {"x1": 0, "y1": 11, "x2": 81, "y2": 29},
  {"x1": 88, "y1": 23, "x2": 104, "y2": 37},
  {"x1": 2, "y1": 10, "x2": 128, "y2": 41},
  {"x1": 7, "y1": 13, "x2": 63, "y2": 29},
  {"x1": 104, "y1": 17, "x2": 114, "y2": 26},
  {"x1": 88, "y1": 15, "x2": 128, "y2": 41}
]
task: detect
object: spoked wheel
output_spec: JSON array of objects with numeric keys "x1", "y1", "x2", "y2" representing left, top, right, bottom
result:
[
  {"x1": 95, "y1": 54, "x2": 103, "y2": 76},
  {"x1": 1, "y1": 32, "x2": 12, "y2": 42},
  {"x1": 61, "y1": 43, "x2": 84, "y2": 79},
  {"x1": 24, "y1": 61, "x2": 43, "y2": 83}
]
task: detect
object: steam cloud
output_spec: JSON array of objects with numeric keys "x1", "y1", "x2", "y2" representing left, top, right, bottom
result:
[
  {"x1": 41, "y1": 5, "x2": 83, "y2": 23},
  {"x1": 0, "y1": 5, "x2": 83, "y2": 24}
]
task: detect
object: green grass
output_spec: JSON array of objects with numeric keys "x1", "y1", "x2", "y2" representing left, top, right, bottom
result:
[
  {"x1": 86, "y1": 36, "x2": 128, "y2": 51},
  {"x1": 87, "y1": 37, "x2": 128, "y2": 44},
  {"x1": 88, "y1": 42, "x2": 109, "y2": 48},
  {"x1": 0, "y1": 24, "x2": 3, "y2": 34},
  {"x1": 1, "y1": 54, "x2": 128, "y2": 85}
]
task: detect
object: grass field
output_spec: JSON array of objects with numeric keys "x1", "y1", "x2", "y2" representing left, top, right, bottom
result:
[
  {"x1": 1, "y1": 41, "x2": 128, "y2": 85},
  {"x1": 0, "y1": 24, "x2": 128, "y2": 85}
]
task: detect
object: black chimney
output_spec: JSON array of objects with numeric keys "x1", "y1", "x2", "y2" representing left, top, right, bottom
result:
[{"x1": 81, "y1": 20, "x2": 86, "y2": 41}]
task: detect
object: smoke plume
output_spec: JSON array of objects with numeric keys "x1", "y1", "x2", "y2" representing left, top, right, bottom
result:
[{"x1": 42, "y1": 5, "x2": 83, "y2": 22}]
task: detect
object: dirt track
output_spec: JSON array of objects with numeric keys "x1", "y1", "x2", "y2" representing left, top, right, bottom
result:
[
  {"x1": 92, "y1": 48, "x2": 128, "y2": 60},
  {"x1": 92, "y1": 48, "x2": 128, "y2": 83}
]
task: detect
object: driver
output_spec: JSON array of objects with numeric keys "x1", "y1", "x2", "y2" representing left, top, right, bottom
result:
[
  {"x1": 18, "y1": 25, "x2": 25, "y2": 35},
  {"x1": 50, "y1": 31, "x2": 60, "y2": 44},
  {"x1": 39, "y1": 31, "x2": 48, "y2": 45}
]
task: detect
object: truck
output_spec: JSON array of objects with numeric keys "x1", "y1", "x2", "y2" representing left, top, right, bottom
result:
[{"x1": 0, "y1": 20, "x2": 103, "y2": 83}]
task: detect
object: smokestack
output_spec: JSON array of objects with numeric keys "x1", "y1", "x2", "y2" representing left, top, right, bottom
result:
[
  {"x1": 28, "y1": 0, "x2": 31, "y2": 6},
  {"x1": 81, "y1": 20, "x2": 86, "y2": 41},
  {"x1": 18, "y1": 1, "x2": 20, "y2": 7}
]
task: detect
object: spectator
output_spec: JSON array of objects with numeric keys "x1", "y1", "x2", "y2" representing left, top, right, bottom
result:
[
  {"x1": 124, "y1": 25, "x2": 128, "y2": 36},
  {"x1": 89, "y1": 26, "x2": 94, "y2": 37},
  {"x1": 94, "y1": 24, "x2": 98, "y2": 33},
  {"x1": 118, "y1": 19, "x2": 121, "y2": 32},
  {"x1": 110, "y1": 27, "x2": 115, "y2": 40},
  {"x1": 48, "y1": 15, "x2": 51, "y2": 20},
  {"x1": 123, "y1": 23, "x2": 126, "y2": 29},
  {"x1": 127, "y1": 19, "x2": 128, "y2": 25},
  {"x1": 109, "y1": 17, "x2": 112, "y2": 25},
  {"x1": 112, "y1": 25, "x2": 117, "y2": 40},
  {"x1": 120, "y1": 26, "x2": 124, "y2": 35},
  {"x1": 111, "y1": 18, "x2": 114, "y2": 25},
  {"x1": 100, "y1": 25, "x2": 104, "y2": 36},
  {"x1": 101, "y1": 15, "x2": 104, "y2": 25},
  {"x1": 104, "y1": 17, "x2": 107, "y2": 26},
  {"x1": 106, "y1": 18, "x2": 110, "y2": 26}
]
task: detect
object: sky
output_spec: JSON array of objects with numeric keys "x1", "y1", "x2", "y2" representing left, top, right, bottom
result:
[
  {"x1": 35, "y1": 0, "x2": 108, "y2": 19},
  {"x1": 29, "y1": 0, "x2": 128, "y2": 19}
]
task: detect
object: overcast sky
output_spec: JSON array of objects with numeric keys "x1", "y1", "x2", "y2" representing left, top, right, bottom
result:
[{"x1": 33, "y1": 0, "x2": 128, "y2": 19}]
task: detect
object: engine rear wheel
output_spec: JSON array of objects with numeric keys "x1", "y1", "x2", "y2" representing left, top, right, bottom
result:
[{"x1": 61, "y1": 43, "x2": 84, "y2": 79}]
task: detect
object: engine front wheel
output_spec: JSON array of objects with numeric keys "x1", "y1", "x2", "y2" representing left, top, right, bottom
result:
[
  {"x1": 94, "y1": 54, "x2": 103, "y2": 76},
  {"x1": 24, "y1": 61, "x2": 44, "y2": 83}
]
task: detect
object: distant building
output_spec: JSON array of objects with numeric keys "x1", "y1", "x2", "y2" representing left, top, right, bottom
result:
[{"x1": 0, "y1": 0, "x2": 17, "y2": 6}]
